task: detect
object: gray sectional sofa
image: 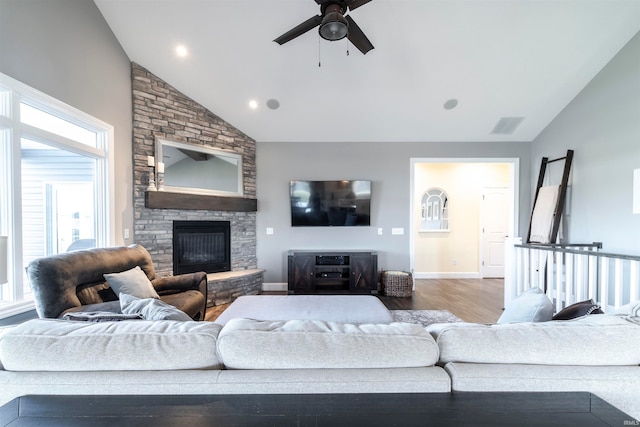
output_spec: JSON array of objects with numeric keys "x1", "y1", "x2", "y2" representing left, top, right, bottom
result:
[
  {"x1": 0, "y1": 317, "x2": 449, "y2": 403},
  {"x1": 427, "y1": 314, "x2": 640, "y2": 420},
  {"x1": 0, "y1": 313, "x2": 638, "y2": 420}
]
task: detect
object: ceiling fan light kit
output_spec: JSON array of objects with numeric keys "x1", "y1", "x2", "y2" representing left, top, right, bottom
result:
[
  {"x1": 274, "y1": 0, "x2": 374, "y2": 54},
  {"x1": 319, "y1": 8, "x2": 349, "y2": 41}
]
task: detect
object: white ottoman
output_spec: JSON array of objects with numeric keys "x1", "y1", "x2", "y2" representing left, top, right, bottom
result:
[{"x1": 213, "y1": 295, "x2": 393, "y2": 326}]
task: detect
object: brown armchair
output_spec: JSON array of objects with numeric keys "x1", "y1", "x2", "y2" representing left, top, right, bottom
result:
[{"x1": 26, "y1": 244, "x2": 207, "y2": 321}]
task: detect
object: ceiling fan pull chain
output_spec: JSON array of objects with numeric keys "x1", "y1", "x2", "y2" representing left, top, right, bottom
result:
[
  {"x1": 346, "y1": 38, "x2": 350, "y2": 56},
  {"x1": 318, "y1": 35, "x2": 322, "y2": 67}
]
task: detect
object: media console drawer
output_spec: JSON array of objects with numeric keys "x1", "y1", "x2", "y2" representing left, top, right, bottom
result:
[{"x1": 287, "y1": 250, "x2": 378, "y2": 295}]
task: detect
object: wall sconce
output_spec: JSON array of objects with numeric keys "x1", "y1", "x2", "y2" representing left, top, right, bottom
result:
[{"x1": 0, "y1": 236, "x2": 7, "y2": 285}]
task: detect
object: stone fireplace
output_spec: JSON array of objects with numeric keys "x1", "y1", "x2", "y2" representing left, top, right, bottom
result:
[{"x1": 131, "y1": 63, "x2": 262, "y2": 306}]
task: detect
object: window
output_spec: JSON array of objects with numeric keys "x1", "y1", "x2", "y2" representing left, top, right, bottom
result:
[
  {"x1": 420, "y1": 188, "x2": 449, "y2": 232},
  {"x1": 0, "y1": 73, "x2": 114, "y2": 318}
]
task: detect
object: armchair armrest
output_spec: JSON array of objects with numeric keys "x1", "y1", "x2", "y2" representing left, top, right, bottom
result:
[{"x1": 152, "y1": 272, "x2": 207, "y2": 297}]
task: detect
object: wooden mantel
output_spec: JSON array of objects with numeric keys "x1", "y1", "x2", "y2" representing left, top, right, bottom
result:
[{"x1": 145, "y1": 191, "x2": 257, "y2": 212}]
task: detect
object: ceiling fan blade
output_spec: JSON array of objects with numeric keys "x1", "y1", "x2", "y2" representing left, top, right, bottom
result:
[
  {"x1": 274, "y1": 15, "x2": 323, "y2": 45},
  {"x1": 345, "y1": 15, "x2": 374, "y2": 54},
  {"x1": 348, "y1": 0, "x2": 372, "y2": 11}
]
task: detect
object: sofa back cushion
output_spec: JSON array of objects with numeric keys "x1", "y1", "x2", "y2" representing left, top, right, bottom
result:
[
  {"x1": 429, "y1": 315, "x2": 640, "y2": 366},
  {"x1": 0, "y1": 319, "x2": 222, "y2": 371},
  {"x1": 217, "y1": 318, "x2": 439, "y2": 369},
  {"x1": 26, "y1": 244, "x2": 156, "y2": 318}
]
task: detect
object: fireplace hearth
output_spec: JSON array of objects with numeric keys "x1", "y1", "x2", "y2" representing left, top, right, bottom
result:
[{"x1": 173, "y1": 221, "x2": 231, "y2": 275}]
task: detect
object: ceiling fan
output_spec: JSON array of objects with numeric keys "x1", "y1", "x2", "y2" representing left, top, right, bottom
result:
[{"x1": 274, "y1": 0, "x2": 374, "y2": 55}]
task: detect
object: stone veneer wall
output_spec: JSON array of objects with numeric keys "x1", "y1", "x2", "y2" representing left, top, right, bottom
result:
[
  {"x1": 131, "y1": 63, "x2": 257, "y2": 277},
  {"x1": 207, "y1": 271, "x2": 264, "y2": 306}
]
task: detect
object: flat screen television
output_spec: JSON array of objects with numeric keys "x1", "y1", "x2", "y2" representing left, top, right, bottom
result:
[{"x1": 290, "y1": 180, "x2": 371, "y2": 227}]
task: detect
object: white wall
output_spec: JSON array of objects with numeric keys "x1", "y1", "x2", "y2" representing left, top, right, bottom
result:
[
  {"x1": 531, "y1": 31, "x2": 640, "y2": 254},
  {"x1": 0, "y1": 0, "x2": 133, "y2": 246},
  {"x1": 256, "y1": 141, "x2": 531, "y2": 284}
]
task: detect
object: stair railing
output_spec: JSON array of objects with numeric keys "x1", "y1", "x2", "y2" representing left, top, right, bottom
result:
[{"x1": 505, "y1": 238, "x2": 640, "y2": 313}]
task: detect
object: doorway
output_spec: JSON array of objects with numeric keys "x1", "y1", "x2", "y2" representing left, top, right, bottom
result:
[{"x1": 410, "y1": 158, "x2": 519, "y2": 279}]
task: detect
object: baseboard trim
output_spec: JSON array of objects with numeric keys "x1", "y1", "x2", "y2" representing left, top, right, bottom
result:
[
  {"x1": 413, "y1": 272, "x2": 481, "y2": 279},
  {"x1": 262, "y1": 282, "x2": 287, "y2": 292}
]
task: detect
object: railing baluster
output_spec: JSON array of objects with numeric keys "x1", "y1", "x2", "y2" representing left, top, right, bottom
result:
[
  {"x1": 540, "y1": 251, "x2": 555, "y2": 300},
  {"x1": 555, "y1": 251, "x2": 563, "y2": 312},
  {"x1": 575, "y1": 253, "x2": 584, "y2": 302},
  {"x1": 588, "y1": 254, "x2": 597, "y2": 301},
  {"x1": 565, "y1": 253, "x2": 574, "y2": 306},
  {"x1": 614, "y1": 258, "x2": 623, "y2": 309},
  {"x1": 537, "y1": 249, "x2": 545, "y2": 291},
  {"x1": 631, "y1": 260, "x2": 639, "y2": 302},
  {"x1": 600, "y1": 258, "x2": 609, "y2": 310},
  {"x1": 523, "y1": 249, "x2": 530, "y2": 291},
  {"x1": 516, "y1": 248, "x2": 529, "y2": 296},
  {"x1": 515, "y1": 247, "x2": 523, "y2": 296}
]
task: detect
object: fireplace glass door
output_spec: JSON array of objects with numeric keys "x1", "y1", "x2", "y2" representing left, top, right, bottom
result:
[{"x1": 173, "y1": 221, "x2": 230, "y2": 275}]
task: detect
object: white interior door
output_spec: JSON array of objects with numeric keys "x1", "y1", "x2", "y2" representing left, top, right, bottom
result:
[{"x1": 481, "y1": 187, "x2": 510, "y2": 278}]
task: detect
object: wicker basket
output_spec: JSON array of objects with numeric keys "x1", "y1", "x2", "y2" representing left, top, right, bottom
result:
[{"x1": 382, "y1": 270, "x2": 413, "y2": 297}]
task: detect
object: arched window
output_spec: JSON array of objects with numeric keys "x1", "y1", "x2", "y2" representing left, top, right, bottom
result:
[{"x1": 420, "y1": 188, "x2": 449, "y2": 231}]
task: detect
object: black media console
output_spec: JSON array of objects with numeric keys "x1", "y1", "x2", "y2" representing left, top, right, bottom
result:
[{"x1": 287, "y1": 250, "x2": 378, "y2": 294}]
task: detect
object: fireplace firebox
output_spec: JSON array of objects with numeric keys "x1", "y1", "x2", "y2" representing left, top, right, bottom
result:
[{"x1": 173, "y1": 221, "x2": 231, "y2": 275}]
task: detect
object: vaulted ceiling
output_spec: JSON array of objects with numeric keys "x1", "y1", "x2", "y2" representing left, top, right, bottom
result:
[{"x1": 95, "y1": 0, "x2": 640, "y2": 143}]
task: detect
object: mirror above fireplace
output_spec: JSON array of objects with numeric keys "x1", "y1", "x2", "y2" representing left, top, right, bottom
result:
[{"x1": 156, "y1": 138, "x2": 243, "y2": 196}]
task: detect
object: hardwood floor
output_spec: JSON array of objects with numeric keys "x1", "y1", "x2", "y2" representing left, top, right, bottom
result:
[
  {"x1": 205, "y1": 278, "x2": 504, "y2": 324},
  {"x1": 378, "y1": 278, "x2": 504, "y2": 324}
]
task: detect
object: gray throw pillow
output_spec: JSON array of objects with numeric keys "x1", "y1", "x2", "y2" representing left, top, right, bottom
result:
[
  {"x1": 119, "y1": 292, "x2": 192, "y2": 321},
  {"x1": 497, "y1": 287, "x2": 554, "y2": 324},
  {"x1": 552, "y1": 299, "x2": 603, "y2": 320},
  {"x1": 104, "y1": 266, "x2": 159, "y2": 299}
]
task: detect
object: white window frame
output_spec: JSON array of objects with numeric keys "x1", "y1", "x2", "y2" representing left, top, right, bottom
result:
[{"x1": 0, "y1": 72, "x2": 115, "y2": 319}]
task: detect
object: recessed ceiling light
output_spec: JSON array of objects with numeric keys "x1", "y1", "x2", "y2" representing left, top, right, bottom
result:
[
  {"x1": 443, "y1": 99, "x2": 458, "y2": 110},
  {"x1": 248, "y1": 100, "x2": 258, "y2": 110},
  {"x1": 175, "y1": 45, "x2": 188, "y2": 57}
]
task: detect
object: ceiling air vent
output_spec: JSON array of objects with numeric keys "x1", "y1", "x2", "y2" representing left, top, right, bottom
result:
[{"x1": 491, "y1": 117, "x2": 525, "y2": 135}]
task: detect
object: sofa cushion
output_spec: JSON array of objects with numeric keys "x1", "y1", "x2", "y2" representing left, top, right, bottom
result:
[
  {"x1": 104, "y1": 266, "x2": 159, "y2": 299},
  {"x1": 497, "y1": 287, "x2": 553, "y2": 324},
  {"x1": 0, "y1": 319, "x2": 222, "y2": 371},
  {"x1": 429, "y1": 314, "x2": 640, "y2": 366},
  {"x1": 159, "y1": 290, "x2": 206, "y2": 320},
  {"x1": 215, "y1": 367, "x2": 452, "y2": 393},
  {"x1": 217, "y1": 318, "x2": 439, "y2": 369},
  {"x1": 76, "y1": 281, "x2": 117, "y2": 305},
  {"x1": 443, "y1": 363, "x2": 640, "y2": 420},
  {"x1": 120, "y1": 293, "x2": 192, "y2": 321}
]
